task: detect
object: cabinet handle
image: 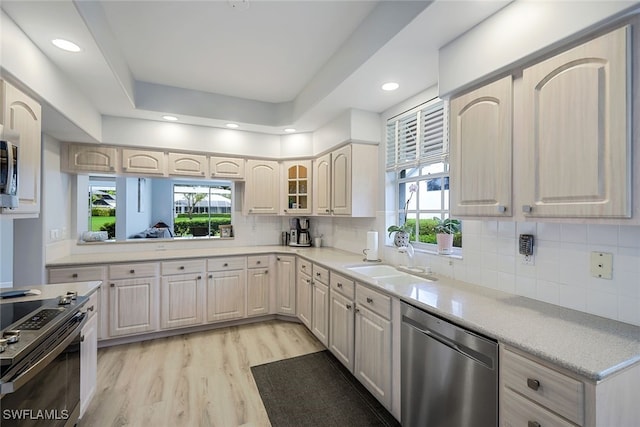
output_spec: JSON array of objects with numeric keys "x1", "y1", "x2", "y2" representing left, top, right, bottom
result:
[
  {"x1": 88, "y1": 305, "x2": 95, "y2": 312},
  {"x1": 208, "y1": 274, "x2": 213, "y2": 279},
  {"x1": 337, "y1": 282, "x2": 343, "y2": 288},
  {"x1": 223, "y1": 263, "x2": 228, "y2": 267},
  {"x1": 306, "y1": 279, "x2": 311, "y2": 284},
  {"x1": 130, "y1": 269, "x2": 135, "y2": 274},
  {"x1": 179, "y1": 266, "x2": 185, "y2": 270},
  {"x1": 284, "y1": 209, "x2": 288, "y2": 213},
  {"x1": 110, "y1": 283, "x2": 115, "y2": 287},
  {"x1": 527, "y1": 378, "x2": 540, "y2": 391},
  {"x1": 72, "y1": 273, "x2": 78, "y2": 278},
  {"x1": 301, "y1": 265, "x2": 306, "y2": 269},
  {"x1": 355, "y1": 308, "x2": 360, "y2": 313},
  {"x1": 366, "y1": 297, "x2": 373, "y2": 304},
  {"x1": 527, "y1": 422, "x2": 541, "y2": 427},
  {"x1": 325, "y1": 209, "x2": 330, "y2": 213},
  {"x1": 497, "y1": 205, "x2": 507, "y2": 213},
  {"x1": 277, "y1": 257, "x2": 281, "y2": 261},
  {"x1": 197, "y1": 275, "x2": 202, "y2": 280},
  {"x1": 257, "y1": 260, "x2": 261, "y2": 264},
  {"x1": 346, "y1": 304, "x2": 352, "y2": 310},
  {"x1": 80, "y1": 335, "x2": 85, "y2": 343},
  {"x1": 522, "y1": 205, "x2": 533, "y2": 213},
  {"x1": 265, "y1": 270, "x2": 269, "y2": 274},
  {"x1": 316, "y1": 272, "x2": 321, "y2": 277}
]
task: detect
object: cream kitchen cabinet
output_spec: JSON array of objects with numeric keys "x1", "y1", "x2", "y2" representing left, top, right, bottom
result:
[
  {"x1": 314, "y1": 143, "x2": 378, "y2": 217},
  {"x1": 121, "y1": 148, "x2": 166, "y2": 176},
  {"x1": 168, "y1": 152, "x2": 207, "y2": 177},
  {"x1": 79, "y1": 296, "x2": 98, "y2": 418},
  {"x1": 328, "y1": 272, "x2": 355, "y2": 371},
  {"x1": 0, "y1": 80, "x2": 42, "y2": 216},
  {"x1": 244, "y1": 159, "x2": 279, "y2": 215},
  {"x1": 275, "y1": 255, "x2": 296, "y2": 315},
  {"x1": 64, "y1": 143, "x2": 118, "y2": 174},
  {"x1": 246, "y1": 255, "x2": 270, "y2": 317},
  {"x1": 449, "y1": 75, "x2": 513, "y2": 217},
  {"x1": 210, "y1": 156, "x2": 245, "y2": 179},
  {"x1": 520, "y1": 26, "x2": 630, "y2": 218},
  {"x1": 206, "y1": 257, "x2": 247, "y2": 322},
  {"x1": 296, "y1": 258, "x2": 312, "y2": 329},
  {"x1": 282, "y1": 160, "x2": 312, "y2": 215},
  {"x1": 160, "y1": 260, "x2": 205, "y2": 329},
  {"x1": 354, "y1": 284, "x2": 392, "y2": 409},
  {"x1": 107, "y1": 262, "x2": 160, "y2": 337},
  {"x1": 311, "y1": 264, "x2": 329, "y2": 346}
]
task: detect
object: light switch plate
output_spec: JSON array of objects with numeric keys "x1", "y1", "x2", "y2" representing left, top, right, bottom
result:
[{"x1": 590, "y1": 252, "x2": 613, "y2": 280}]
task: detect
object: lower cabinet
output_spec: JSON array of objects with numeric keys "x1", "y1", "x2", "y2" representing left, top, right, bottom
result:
[
  {"x1": 296, "y1": 259, "x2": 312, "y2": 329},
  {"x1": 79, "y1": 293, "x2": 98, "y2": 418},
  {"x1": 206, "y1": 270, "x2": 246, "y2": 322},
  {"x1": 276, "y1": 255, "x2": 296, "y2": 315},
  {"x1": 329, "y1": 290, "x2": 355, "y2": 371},
  {"x1": 161, "y1": 273, "x2": 205, "y2": 329},
  {"x1": 247, "y1": 256, "x2": 271, "y2": 317},
  {"x1": 108, "y1": 276, "x2": 159, "y2": 337},
  {"x1": 354, "y1": 284, "x2": 392, "y2": 409},
  {"x1": 311, "y1": 280, "x2": 329, "y2": 346}
]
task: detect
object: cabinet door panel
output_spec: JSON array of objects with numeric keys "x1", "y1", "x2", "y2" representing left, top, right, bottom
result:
[
  {"x1": 314, "y1": 154, "x2": 331, "y2": 215},
  {"x1": 161, "y1": 273, "x2": 204, "y2": 329},
  {"x1": 122, "y1": 149, "x2": 166, "y2": 175},
  {"x1": 210, "y1": 157, "x2": 244, "y2": 178},
  {"x1": 109, "y1": 277, "x2": 158, "y2": 337},
  {"x1": 450, "y1": 75, "x2": 512, "y2": 216},
  {"x1": 329, "y1": 291, "x2": 354, "y2": 371},
  {"x1": 331, "y1": 145, "x2": 352, "y2": 215},
  {"x1": 311, "y1": 281, "x2": 329, "y2": 346},
  {"x1": 207, "y1": 270, "x2": 246, "y2": 322},
  {"x1": 245, "y1": 160, "x2": 279, "y2": 214},
  {"x1": 247, "y1": 268, "x2": 270, "y2": 317},
  {"x1": 168, "y1": 152, "x2": 207, "y2": 177},
  {"x1": 67, "y1": 144, "x2": 118, "y2": 172},
  {"x1": 521, "y1": 26, "x2": 630, "y2": 218},
  {"x1": 276, "y1": 256, "x2": 296, "y2": 315},
  {"x1": 355, "y1": 306, "x2": 391, "y2": 407},
  {"x1": 296, "y1": 272, "x2": 312, "y2": 328}
]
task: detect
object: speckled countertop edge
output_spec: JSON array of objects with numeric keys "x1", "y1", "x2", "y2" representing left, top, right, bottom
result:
[{"x1": 47, "y1": 246, "x2": 640, "y2": 381}]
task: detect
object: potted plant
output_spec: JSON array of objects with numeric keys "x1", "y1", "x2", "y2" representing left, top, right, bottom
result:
[
  {"x1": 388, "y1": 183, "x2": 417, "y2": 247},
  {"x1": 433, "y1": 217, "x2": 461, "y2": 254}
]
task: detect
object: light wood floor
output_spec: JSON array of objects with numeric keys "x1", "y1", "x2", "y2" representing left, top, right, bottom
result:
[{"x1": 80, "y1": 320, "x2": 324, "y2": 427}]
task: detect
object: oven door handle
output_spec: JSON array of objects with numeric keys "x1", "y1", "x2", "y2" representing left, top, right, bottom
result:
[{"x1": 0, "y1": 312, "x2": 87, "y2": 394}]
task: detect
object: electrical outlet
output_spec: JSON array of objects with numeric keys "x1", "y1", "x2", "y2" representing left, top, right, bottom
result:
[
  {"x1": 590, "y1": 252, "x2": 613, "y2": 279},
  {"x1": 522, "y1": 254, "x2": 535, "y2": 266}
]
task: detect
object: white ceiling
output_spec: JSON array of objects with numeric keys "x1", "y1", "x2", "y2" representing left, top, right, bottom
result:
[{"x1": 1, "y1": 0, "x2": 510, "y2": 141}]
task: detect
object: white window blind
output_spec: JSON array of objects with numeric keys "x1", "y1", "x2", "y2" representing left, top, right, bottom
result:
[{"x1": 386, "y1": 100, "x2": 445, "y2": 171}]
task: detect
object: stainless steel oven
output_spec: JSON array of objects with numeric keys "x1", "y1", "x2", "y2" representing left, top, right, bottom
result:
[{"x1": 1, "y1": 295, "x2": 88, "y2": 426}]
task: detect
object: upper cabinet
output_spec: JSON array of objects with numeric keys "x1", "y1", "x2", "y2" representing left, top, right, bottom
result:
[
  {"x1": 168, "y1": 152, "x2": 207, "y2": 177},
  {"x1": 314, "y1": 143, "x2": 378, "y2": 217},
  {"x1": 210, "y1": 156, "x2": 245, "y2": 179},
  {"x1": 121, "y1": 149, "x2": 166, "y2": 176},
  {"x1": 282, "y1": 160, "x2": 311, "y2": 215},
  {"x1": 244, "y1": 159, "x2": 279, "y2": 215},
  {"x1": 0, "y1": 80, "x2": 42, "y2": 216},
  {"x1": 449, "y1": 25, "x2": 633, "y2": 221},
  {"x1": 520, "y1": 26, "x2": 630, "y2": 218},
  {"x1": 66, "y1": 144, "x2": 118, "y2": 173},
  {"x1": 450, "y1": 76, "x2": 512, "y2": 217}
]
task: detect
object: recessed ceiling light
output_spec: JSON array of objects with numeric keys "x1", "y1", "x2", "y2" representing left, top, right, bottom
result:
[
  {"x1": 52, "y1": 38, "x2": 81, "y2": 52},
  {"x1": 162, "y1": 115, "x2": 178, "y2": 121},
  {"x1": 226, "y1": 123, "x2": 239, "y2": 129},
  {"x1": 284, "y1": 128, "x2": 296, "y2": 133},
  {"x1": 381, "y1": 82, "x2": 399, "y2": 91}
]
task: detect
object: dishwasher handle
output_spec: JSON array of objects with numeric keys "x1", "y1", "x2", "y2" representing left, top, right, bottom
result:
[{"x1": 403, "y1": 316, "x2": 496, "y2": 370}]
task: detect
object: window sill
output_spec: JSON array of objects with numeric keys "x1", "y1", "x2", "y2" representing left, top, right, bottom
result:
[
  {"x1": 386, "y1": 244, "x2": 462, "y2": 260},
  {"x1": 77, "y1": 236, "x2": 234, "y2": 245}
]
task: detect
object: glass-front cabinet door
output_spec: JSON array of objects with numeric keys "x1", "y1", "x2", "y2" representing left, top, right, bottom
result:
[{"x1": 282, "y1": 160, "x2": 312, "y2": 214}]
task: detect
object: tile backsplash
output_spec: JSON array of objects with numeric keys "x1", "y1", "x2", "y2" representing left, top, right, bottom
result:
[{"x1": 397, "y1": 221, "x2": 640, "y2": 327}]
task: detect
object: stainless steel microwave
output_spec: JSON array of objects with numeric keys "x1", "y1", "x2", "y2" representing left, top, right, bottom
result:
[{"x1": 0, "y1": 139, "x2": 18, "y2": 208}]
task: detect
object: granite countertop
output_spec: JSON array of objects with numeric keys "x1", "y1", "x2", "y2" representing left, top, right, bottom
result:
[{"x1": 46, "y1": 245, "x2": 640, "y2": 382}]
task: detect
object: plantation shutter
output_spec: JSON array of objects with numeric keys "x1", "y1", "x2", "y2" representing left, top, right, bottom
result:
[{"x1": 386, "y1": 99, "x2": 446, "y2": 171}]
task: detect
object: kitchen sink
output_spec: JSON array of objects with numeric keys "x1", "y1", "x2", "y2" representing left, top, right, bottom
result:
[
  {"x1": 346, "y1": 264, "x2": 400, "y2": 277},
  {"x1": 347, "y1": 264, "x2": 437, "y2": 282}
]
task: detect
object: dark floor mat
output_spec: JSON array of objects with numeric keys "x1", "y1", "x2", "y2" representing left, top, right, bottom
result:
[{"x1": 251, "y1": 350, "x2": 401, "y2": 427}]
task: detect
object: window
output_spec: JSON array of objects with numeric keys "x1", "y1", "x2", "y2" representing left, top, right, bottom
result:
[
  {"x1": 173, "y1": 183, "x2": 232, "y2": 237},
  {"x1": 387, "y1": 100, "x2": 461, "y2": 249},
  {"x1": 88, "y1": 176, "x2": 117, "y2": 239}
]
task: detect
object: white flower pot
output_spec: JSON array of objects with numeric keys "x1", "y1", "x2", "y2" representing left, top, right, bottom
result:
[{"x1": 436, "y1": 233, "x2": 454, "y2": 254}]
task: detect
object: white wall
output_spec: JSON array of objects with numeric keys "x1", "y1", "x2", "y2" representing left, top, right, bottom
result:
[
  {"x1": 124, "y1": 177, "x2": 152, "y2": 238},
  {"x1": 0, "y1": 217, "x2": 12, "y2": 287}
]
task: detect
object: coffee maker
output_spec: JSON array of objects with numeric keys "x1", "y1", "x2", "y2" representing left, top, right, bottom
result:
[{"x1": 289, "y1": 217, "x2": 311, "y2": 247}]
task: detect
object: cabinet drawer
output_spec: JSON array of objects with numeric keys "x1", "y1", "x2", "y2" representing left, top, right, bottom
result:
[
  {"x1": 502, "y1": 388, "x2": 577, "y2": 427},
  {"x1": 356, "y1": 284, "x2": 390, "y2": 319},
  {"x1": 161, "y1": 259, "x2": 205, "y2": 275},
  {"x1": 49, "y1": 266, "x2": 106, "y2": 283},
  {"x1": 298, "y1": 258, "x2": 312, "y2": 275},
  {"x1": 247, "y1": 255, "x2": 270, "y2": 269},
  {"x1": 109, "y1": 263, "x2": 158, "y2": 279},
  {"x1": 312, "y1": 264, "x2": 329, "y2": 285},
  {"x1": 207, "y1": 257, "x2": 247, "y2": 271},
  {"x1": 330, "y1": 272, "x2": 354, "y2": 300},
  {"x1": 502, "y1": 348, "x2": 584, "y2": 425}
]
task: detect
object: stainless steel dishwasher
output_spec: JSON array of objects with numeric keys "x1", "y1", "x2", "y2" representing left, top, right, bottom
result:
[{"x1": 401, "y1": 302, "x2": 498, "y2": 427}]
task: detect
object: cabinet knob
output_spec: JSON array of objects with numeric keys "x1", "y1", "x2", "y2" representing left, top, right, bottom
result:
[
  {"x1": 208, "y1": 274, "x2": 213, "y2": 279},
  {"x1": 301, "y1": 265, "x2": 306, "y2": 269},
  {"x1": 197, "y1": 275, "x2": 202, "y2": 280},
  {"x1": 257, "y1": 261, "x2": 261, "y2": 265},
  {"x1": 522, "y1": 205, "x2": 533, "y2": 213},
  {"x1": 527, "y1": 422, "x2": 541, "y2": 427},
  {"x1": 88, "y1": 305, "x2": 95, "y2": 312},
  {"x1": 72, "y1": 273, "x2": 78, "y2": 278},
  {"x1": 366, "y1": 297, "x2": 373, "y2": 304},
  {"x1": 284, "y1": 209, "x2": 288, "y2": 213},
  {"x1": 316, "y1": 272, "x2": 321, "y2": 277},
  {"x1": 325, "y1": 209, "x2": 330, "y2": 213},
  {"x1": 265, "y1": 270, "x2": 269, "y2": 274},
  {"x1": 277, "y1": 257, "x2": 281, "y2": 261},
  {"x1": 337, "y1": 282, "x2": 343, "y2": 288},
  {"x1": 130, "y1": 269, "x2": 135, "y2": 274},
  {"x1": 223, "y1": 263, "x2": 228, "y2": 267},
  {"x1": 527, "y1": 378, "x2": 540, "y2": 391},
  {"x1": 346, "y1": 304, "x2": 352, "y2": 310},
  {"x1": 355, "y1": 308, "x2": 360, "y2": 313},
  {"x1": 497, "y1": 205, "x2": 507, "y2": 213},
  {"x1": 306, "y1": 279, "x2": 311, "y2": 284},
  {"x1": 110, "y1": 283, "x2": 115, "y2": 287},
  {"x1": 179, "y1": 266, "x2": 185, "y2": 270}
]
